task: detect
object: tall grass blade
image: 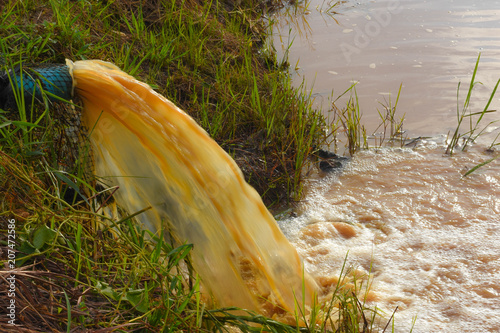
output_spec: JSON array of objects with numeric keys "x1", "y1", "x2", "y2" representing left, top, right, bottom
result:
[{"x1": 463, "y1": 154, "x2": 499, "y2": 177}]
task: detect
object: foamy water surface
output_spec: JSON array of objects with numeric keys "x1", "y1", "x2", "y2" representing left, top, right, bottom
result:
[{"x1": 278, "y1": 141, "x2": 499, "y2": 332}]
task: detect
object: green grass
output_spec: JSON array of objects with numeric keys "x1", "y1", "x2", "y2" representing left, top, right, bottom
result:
[
  {"x1": 328, "y1": 81, "x2": 409, "y2": 156},
  {"x1": 446, "y1": 53, "x2": 500, "y2": 155},
  {"x1": 374, "y1": 83, "x2": 405, "y2": 148},
  {"x1": 0, "y1": 0, "x2": 385, "y2": 331},
  {"x1": 441, "y1": 53, "x2": 500, "y2": 176},
  {"x1": 331, "y1": 83, "x2": 368, "y2": 156}
]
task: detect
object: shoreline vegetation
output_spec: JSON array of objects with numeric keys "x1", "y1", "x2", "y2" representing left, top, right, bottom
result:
[{"x1": 0, "y1": 0, "x2": 378, "y2": 332}]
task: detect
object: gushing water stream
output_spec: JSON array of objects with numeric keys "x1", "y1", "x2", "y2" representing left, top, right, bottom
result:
[{"x1": 69, "y1": 60, "x2": 317, "y2": 317}]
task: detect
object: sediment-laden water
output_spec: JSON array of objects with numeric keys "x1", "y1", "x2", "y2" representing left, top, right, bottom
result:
[
  {"x1": 69, "y1": 59, "x2": 317, "y2": 317},
  {"x1": 279, "y1": 142, "x2": 500, "y2": 332},
  {"x1": 272, "y1": 1, "x2": 500, "y2": 331},
  {"x1": 272, "y1": 0, "x2": 500, "y2": 139}
]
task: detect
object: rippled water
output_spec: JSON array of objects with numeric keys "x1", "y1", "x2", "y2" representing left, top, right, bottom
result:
[
  {"x1": 272, "y1": 1, "x2": 500, "y2": 331},
  {"x1": 271, "y1": 0, "x2": 500, "y2": 139}
]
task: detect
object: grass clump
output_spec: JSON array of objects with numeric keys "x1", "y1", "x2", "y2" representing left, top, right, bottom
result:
[
  {"x1": 0, "y1": 151, "x2": 207, "y2": 331},
  {"x1": 443, "y1": 53, "x2": 500, "y2": 176},
  {"x1": 328, "y1": 82, "x2": 406, "y2": 157},
  {"x1": 373, "y1": 84, "x2": 405, "y2": 148},
  {"x1": 446, "y1": 53, "x2": 500, "y2": 155},
  {"x1": 331, "y1": 84, "x2": 368, "y2": 156}
]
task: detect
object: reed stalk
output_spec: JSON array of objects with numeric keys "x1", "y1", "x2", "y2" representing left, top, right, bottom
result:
[{"x1": 446, "y1": 53, "x2": 499, "y2": 155}]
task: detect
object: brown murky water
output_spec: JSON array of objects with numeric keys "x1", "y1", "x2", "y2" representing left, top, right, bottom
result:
[
  {"x1": 279, "y1": 143, "x2": 500, "y2": 332},
  {"x1": 272, "y1": 1, "x2": 500, "y2": 331},
  {"x1": 271, "y1": 0, "x2": 500, "y2": 139}
]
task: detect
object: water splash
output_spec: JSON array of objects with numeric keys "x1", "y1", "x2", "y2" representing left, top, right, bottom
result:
[
  {"x1": 68, "y1": 59, "x2": 317, "y2": 314},
  {"x1": 280, "y1": 145, "x2": 500, "y2": 332}
]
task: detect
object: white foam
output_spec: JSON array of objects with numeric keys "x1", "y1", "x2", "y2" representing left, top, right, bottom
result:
[{"x1": 280, "y1": 147, "x2": 500, "y2": 332}]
